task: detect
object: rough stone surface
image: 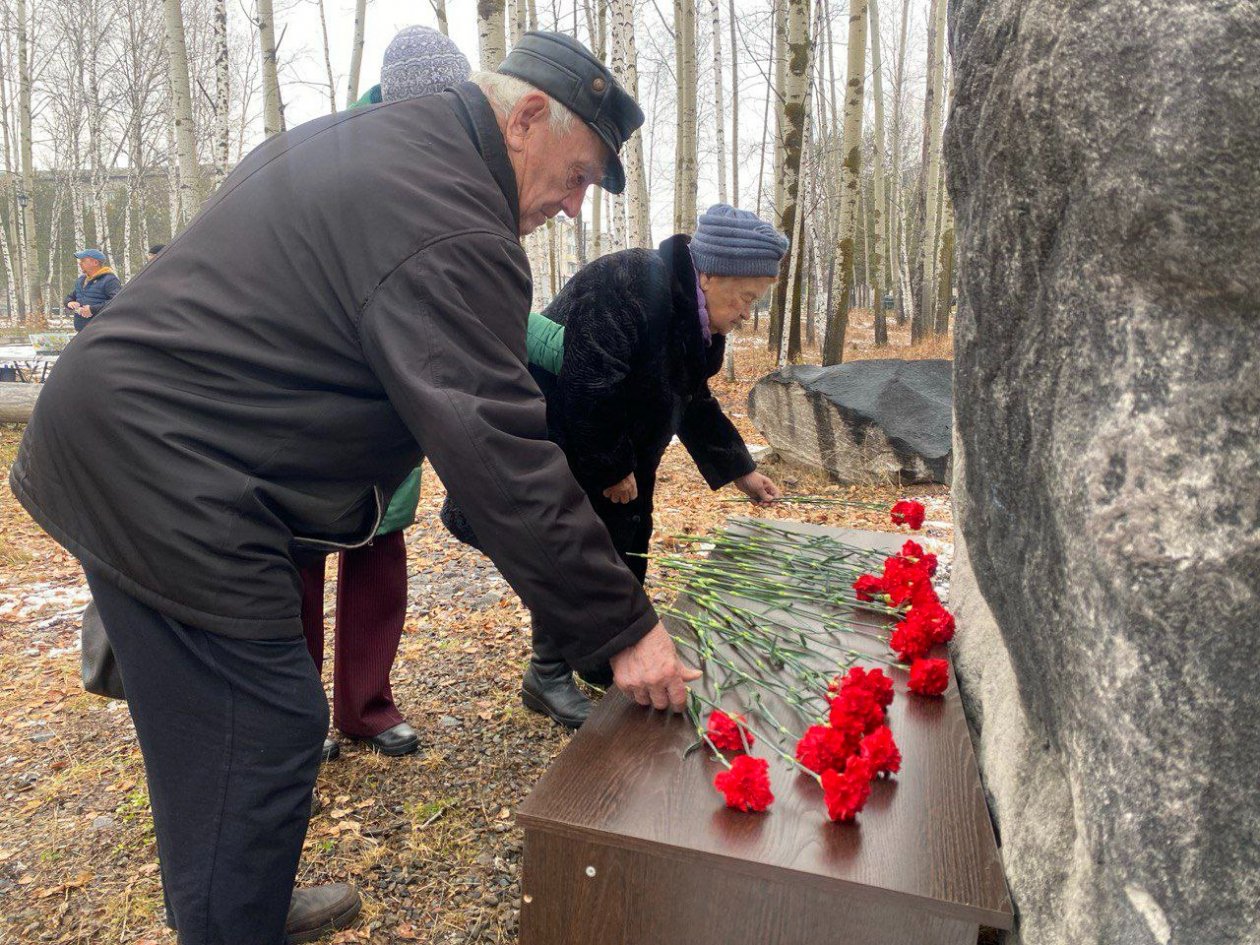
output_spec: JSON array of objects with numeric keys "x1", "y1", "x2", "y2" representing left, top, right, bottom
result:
[
  {"x1": 946, "y1": 2, "x2": 1260, "y2": 944},
  {"x1": 746, "y1": 360, "x2": 951, "y2": 484}
]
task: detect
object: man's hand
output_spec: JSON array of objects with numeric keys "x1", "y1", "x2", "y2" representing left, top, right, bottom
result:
[
  {"x1": 79, "y1": 305, "x2": 92, "y2": 318},
  {"x1": 67, "y1": 301, "x2": 81, "y2": 312},
  {"x1": 610, "y1": 622, "x2": 702, "y2": 712},
  {"x1": 734, "y1": 471, "x2": 781, "y2": 505},
  {"x1": 602, "y1": 472, "x2": 638, "y2": 504}
]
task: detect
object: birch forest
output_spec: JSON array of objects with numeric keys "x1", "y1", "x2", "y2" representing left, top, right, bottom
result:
[{"x1": 0, "y1": 0, "x2": 952, "y2": 365}]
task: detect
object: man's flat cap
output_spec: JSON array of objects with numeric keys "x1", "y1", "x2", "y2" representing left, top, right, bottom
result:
[{"x1": 497, "y1": 31, "x2": 645, "y2": 194}]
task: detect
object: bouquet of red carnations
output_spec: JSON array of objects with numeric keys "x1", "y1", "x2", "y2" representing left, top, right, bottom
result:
[{"x1": 658, "y1": 500, "x2": 952, "y2": 823}]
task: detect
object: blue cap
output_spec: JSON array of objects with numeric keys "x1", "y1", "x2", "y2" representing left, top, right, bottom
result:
[{"x1": 74, "y1": 249, "x2": 108, "y2": 263}]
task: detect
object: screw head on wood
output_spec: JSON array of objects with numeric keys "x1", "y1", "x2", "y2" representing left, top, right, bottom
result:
[{"x1": 584, "y1": 865, "x2": 597, "y2": 878}]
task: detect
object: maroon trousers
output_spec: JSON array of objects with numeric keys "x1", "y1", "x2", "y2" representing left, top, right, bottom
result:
[{"x1": 299, "y1": 530, "x2": 407, "y2": 739}]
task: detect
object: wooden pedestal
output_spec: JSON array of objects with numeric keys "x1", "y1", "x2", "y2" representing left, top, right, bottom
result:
[{"x1": 517, "y1": 524, "x2": 1013, "y2": 944}]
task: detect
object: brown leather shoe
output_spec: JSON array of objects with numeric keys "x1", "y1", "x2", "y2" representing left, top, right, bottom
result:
[{"x1": 286, "y1": 883, "x2": 362, "y2": 943}]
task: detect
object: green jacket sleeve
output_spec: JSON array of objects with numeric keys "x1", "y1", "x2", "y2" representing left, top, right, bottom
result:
[
  {"x1": 376, "y1": 467, "x2": 422, "y2": 535},
  {"x1": 526, "y1": 311, "x2": 565, "y2": 374}
]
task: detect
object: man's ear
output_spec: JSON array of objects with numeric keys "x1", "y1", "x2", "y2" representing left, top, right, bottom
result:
[{"x1": 504, "y1": 91, "x2": 551, "y2": 152}]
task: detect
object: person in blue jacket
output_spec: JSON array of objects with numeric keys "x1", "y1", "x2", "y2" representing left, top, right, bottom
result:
[{"x1": 64, "y1": 249, "x2": 122, "y2": 332}]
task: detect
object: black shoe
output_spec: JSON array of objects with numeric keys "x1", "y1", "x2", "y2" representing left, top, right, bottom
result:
[
  {"x1": 521, "y1": 658, "x2": 594, "y2": 730},
  {"x1": 356, "y1": 721, "x2": 419, "y2": 757},
  {"x1": 320, "y1": 738, "x2": 340, "y2": 763},
  {"x1": 286, "y1": 883, "x2": 362, "y2": 943}
]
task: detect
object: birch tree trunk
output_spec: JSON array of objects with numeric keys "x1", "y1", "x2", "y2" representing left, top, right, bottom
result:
[
  {"x1": 16, "y1": 0, "x2": 35, "y2": 315},
  {"x1": 345, "y1": 0, "x2": 367, "y2": 106},
  {"x1": 317, "y1": 0, "x2": 337, "y2": 113},
  {"x1": 911, "y1": 0, "x2": 946, "y2": 344},
  {"x1": 683, "y1": 0, "x2": 698, "y2": 229},
  {"x1": 932, "y1": 191, "x2": 954, "y2": 336},
  {"x1": 258, "y1": 0, "x2": 284, "y2": 137},
  {"x1": 673, "y1": 0, "x2": 698, "y2": 233},
  {"x1": 164, "y1": 0, "x2": 203, "y2": 220},
  {"x1": 610, "y1": 0, "x2": 650, "y2": 247},
  {"x1": 478, "y1": 0, "x2": 507, "y2": 69},
  {"x1": 430, "y1": 0, "x2": 449, "y2": 36},
  {"x1": 214, "y1": 0, "x2": 231, "y2": 182},
  {"x1": 86, "y1": 56, "x2": 112, "y2": 260},
  {"x1": 772, "y1": 0, "x2": 787, "y2": 228},
  {"x1": 42, "y1": 180, "x2": 62, "y2": 314},
  {"x1": 767, "y1": 0, "x2": 809, "y2": 356},
  {"x1": 868, "y1": 0, "x2": 889, "y2": 345},
  {"x1": 728, "y1": 0, "x2": 738, "y2": 204},
  {"x1": 890, "y1": 0, "x2": 912, "y2": 327},
  {"x1": 164, "y1": 102, "x2": 179, "y2": 237},
  {"x1": 0, "y1": 202, "x2": 17, "y2": 321},
  {"x1": 709, "y1": 0, "x2": 727, "y2": 204},
  {"x1": 591, "y1": 186, "x2": 602, "y2": 258},
  {"x1": 821, "y1": 0, "x2": 868, "y2": 366}
]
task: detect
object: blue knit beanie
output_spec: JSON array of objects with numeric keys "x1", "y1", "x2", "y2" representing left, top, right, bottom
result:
[
  {"x1": 381, "y1": 26, "x2": 471, "y2": 103},
  {"x1": 690, "y1": 204, "x2": 789, "y2": 278}
]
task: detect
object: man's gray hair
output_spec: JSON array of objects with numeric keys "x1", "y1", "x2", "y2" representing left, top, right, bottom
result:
[{"x1": 469, "y1": 70, "x2": 576, "y2": 133}]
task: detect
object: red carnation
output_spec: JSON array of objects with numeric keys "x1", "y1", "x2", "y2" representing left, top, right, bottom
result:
[
  {"x1": 706, "y1": 710, "x2": 754, "y2": 752},
  {"x1": 829, "y1": 687, "x2": 885, "y2": 734},
  {"x1": 898, "y1": 539, "x2": 938, "y2": 576},
  {"x1": 890, "y1": 500, "x2": 926, "y2": 530},
  {"x1": 881, "y1": 556, "x2": 933, "y2": 607},
  {"x1": 908, "y1": 658, "x2": 950, "y2": 696},
  {"x1": 859, "y1": 725, "x2": 902, "y2": 776},
  {"x1": 821, "y1": 756, "x2": 875, "y2": 822},
  {"x1": 837, "y1": 666, "x2": 896, "y2": 708},
  {"x1": 795, "y1": 724, "x2": 858, "y2": 775},
  {"x1": 912, "y1": 600, "x2": 956, "y2": 644},
  {"x1": 908, "y1": 577, "x2": 941, "y2": 610},
  {"x1": 853, "y1": 573, "x2": 884, "y2": 602},
  {"x1": 713, "y1": 754, "x2": 774, "y2": 812},
  {"x1": 889, "y1": 614, "x2": 934, "y2": 662}
]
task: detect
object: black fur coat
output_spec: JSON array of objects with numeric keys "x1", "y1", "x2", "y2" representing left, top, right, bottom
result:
[{"x1": 534, "y1": 234, "x2": 756, "y2": 497}]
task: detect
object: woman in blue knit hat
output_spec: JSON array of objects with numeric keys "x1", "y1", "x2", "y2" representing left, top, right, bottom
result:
[{"x1": 444, "y1": 203, "x2": 786, "y2": 728}]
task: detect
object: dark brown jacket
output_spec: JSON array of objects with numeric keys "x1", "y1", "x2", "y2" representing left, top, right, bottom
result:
[{"x1": 9, "y1": 84, "x2": 657, "y2": 672}]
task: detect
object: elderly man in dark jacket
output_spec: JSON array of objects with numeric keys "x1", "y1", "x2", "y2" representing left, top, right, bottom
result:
[
  {"x1": 445, "y1": 204, "x2": 786, "y2": 728},
  {"x1": 10, "y1": 32, "x2": 698, "y2": 945}
]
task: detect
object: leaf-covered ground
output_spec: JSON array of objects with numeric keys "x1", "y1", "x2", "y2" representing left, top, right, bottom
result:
[{"x1": 0, "y1": 321, "x2": 952, "y2": 944}]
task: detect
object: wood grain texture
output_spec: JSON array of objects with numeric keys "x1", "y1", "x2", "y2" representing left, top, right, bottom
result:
[
  {"x1": 518, "y1": 523, "x2": 1013, "y2": 932},
  {"x1": 519, "y1": 828, "x2": 980, "y2": 945}
]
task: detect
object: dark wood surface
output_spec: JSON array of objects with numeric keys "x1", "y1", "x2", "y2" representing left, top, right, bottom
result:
[
  {"x1": 518, "y1": 522, "x2": 1013, "y2": 932},
  {"x1": 519, "y1": 828, "x2": 980, "y2": 945}
]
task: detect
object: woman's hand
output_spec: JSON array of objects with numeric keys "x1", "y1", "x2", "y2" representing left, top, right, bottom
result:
[
  {"x1": 602, "y1": 472, "x2": 638, "y2": 504},
  {"x1": 734, "y1": 471, "x2": 780, "y2": 505}
]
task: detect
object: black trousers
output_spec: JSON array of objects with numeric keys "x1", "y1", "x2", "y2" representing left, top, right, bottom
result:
[
  {"x1": 85, "y1": 569, "x2": 328, "y2": 945},
  {"x1": 531, "y1": 478, "x2": 653, "y2": 679}
]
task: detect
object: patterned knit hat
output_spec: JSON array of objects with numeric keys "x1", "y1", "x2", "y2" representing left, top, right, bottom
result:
[
  {"x1": 689, "y1": 204, "x2": 789, "y2": 278},
  {"x1": 381, "y1": 26, "x2": 471, "y2": 103}
]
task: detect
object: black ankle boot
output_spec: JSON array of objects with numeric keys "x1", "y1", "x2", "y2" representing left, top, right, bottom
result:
[{"x1": 521, "y1": 658, "x2": 594, "y2": 729}]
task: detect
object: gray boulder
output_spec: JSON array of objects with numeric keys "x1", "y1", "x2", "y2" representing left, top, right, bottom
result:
[
  {"x1": 947, "y1": 2, "x2": 1260, "y2": 944},
  {"x1": 747, "y1": 359, "x2": 952, "y2": 484}
]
